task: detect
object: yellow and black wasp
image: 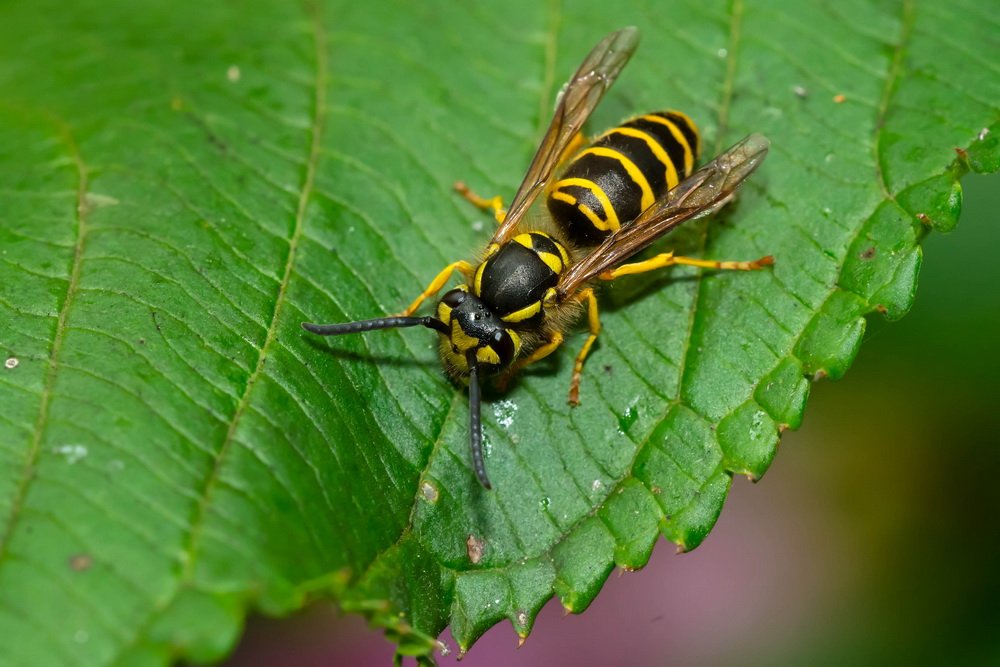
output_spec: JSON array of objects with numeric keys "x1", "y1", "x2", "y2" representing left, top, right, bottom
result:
[{"x1": 304, "y1": 27, "x2": 773, "y2": 489}]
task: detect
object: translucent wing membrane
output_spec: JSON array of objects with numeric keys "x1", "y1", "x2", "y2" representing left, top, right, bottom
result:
[
  {"x1": 557, "y1": 133, "x2": 770, "y2": 297},
  {"x1": 491, "y1": 27, "x2": 640, "y2": 244}
]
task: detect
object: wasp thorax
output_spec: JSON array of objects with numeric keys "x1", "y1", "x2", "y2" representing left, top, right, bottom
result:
[{"x1": 435, "y1": 288, "x2": 520, "y2": 377}]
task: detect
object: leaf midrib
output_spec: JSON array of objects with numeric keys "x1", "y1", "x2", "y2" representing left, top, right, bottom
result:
[
  {"x1": 92, "y1": 4, "x2": 330, "y2": 657},
  {"x1": 175, "y1": 3, "x2": 329, "y2": 583},
  {"x1": 0, "y1": 116, "x2": 88, "y2": 563}
]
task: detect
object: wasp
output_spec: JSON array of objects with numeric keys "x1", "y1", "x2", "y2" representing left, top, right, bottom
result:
[{"x1": 303, "y1": 27, "x2": 773, "y2": 489}]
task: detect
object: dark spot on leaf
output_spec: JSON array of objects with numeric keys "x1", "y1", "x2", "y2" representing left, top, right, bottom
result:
[
  {"x1": 208, "y1": 134, "x2": 226, "y2": 152},
  {"x1": 860, "y1": 246, "x2": 876, "y2": 260}
]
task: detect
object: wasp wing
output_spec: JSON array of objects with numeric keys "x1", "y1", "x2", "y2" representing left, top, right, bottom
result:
[
  {"x1": 490, "y1": 27, "x2": 640, "y2": 245},
  {"x1": 557, "y1": 133, "x2": 770, "y2": 298}
]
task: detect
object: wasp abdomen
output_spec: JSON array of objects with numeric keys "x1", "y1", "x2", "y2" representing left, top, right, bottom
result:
[{"x1": 547, "y1": 110, "x2": 701, "y2": 246}]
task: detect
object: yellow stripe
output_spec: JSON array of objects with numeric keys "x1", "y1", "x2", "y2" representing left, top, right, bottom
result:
[
  {"x1": 601, "y1": 127, "x2": 679, "y2": 191},
  {"x1": 451, "y1": 320, "x2": 479, "y2": 352},
  {"x1": 641, "y1": 114, "x2": 695, "y2": 176},
  {"x1": 576, "y1": 203, "x2": 610, "y2": 231},
  {"x1": 513, "y1": 233, "x2": 534, "y2": 249},
  {"x1": 473, "y1": 261, "x2": 486, "y2": 296},
  {"x1": 536, "y1": 251, "x2": 562, "y2": 274},
  {"x1": 501, "y1": 300, "x2": 542, "y2": 323},
  {"x1": 477, "y1": 346, "x2": 500, "y2": 365},
  {"x1": 436, "y1": 301, "x2": 453, "y2": 323},
  {"x1": 553, "y1": 177, "x2": 620, "y2": 231},
  {"x1": 552, "y1": 190, "x2": 577, "y2": 205},
  {"x1": 666, "y1": 109, "x2": 701, "y2": 156},
  {"x1": 554, "y1": 188, "x2": 608, "y2": 230},
  {"x1": 577, "y1": 147, "x2": 654, "y2": 210},
  {"x1": 553, "y1": 239, "x2": 570, "y2": 269},
  {"x1": 508, "y1": 329, "x2": 522, "y2": 356}
]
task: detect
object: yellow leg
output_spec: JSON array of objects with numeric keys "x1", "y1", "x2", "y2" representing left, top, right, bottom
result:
[
  {"x1": 454, "y1": 131, "x2": 584, "y2": 225},
  {"x1": 399, "y1": 260, "x2": 475, "y2": 316},
  {"x1": 599, "y1": 252, "x2": 774, "y2": 281},
  {"x1": 568, "y1": 288, "x2": 600, "y2": 406},
  {"x1": 495, "y1": 330, "x2": 564, "y2": 391},
  {"x1": 454, "y1": 181, "x2": 507, "y2": 224}
]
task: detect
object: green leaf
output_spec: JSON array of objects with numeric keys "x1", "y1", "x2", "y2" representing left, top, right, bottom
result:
[{"x1": 0, "y1": 0, "x2": 996, "y2": 663}]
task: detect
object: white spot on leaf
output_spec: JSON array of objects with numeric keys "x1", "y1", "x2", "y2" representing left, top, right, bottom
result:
[
  {"x1": 53, "y1": 444, "x2": 87, "y2": 464},
  {"x1": 420, "y1": 481, "x2": 438, "y2": 503},
  {"x1": 81, "y1": 193, "x2": 119, "y2": 213},
  {"x1": 749, "y1": 410, "x2": 767, "y2": 441},
  {"x1": 4, "y1": 357, "x2": 18, "y2": 369},
  {"x1": 492, "y1": 399, "x2": 518, "y2": 429}
]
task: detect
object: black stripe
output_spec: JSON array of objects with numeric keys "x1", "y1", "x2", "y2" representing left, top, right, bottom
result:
[
  {"x1": 624, "y1": 117, "x2": 689, "y2": 180},
  {"x1": 528, "y1": 232, "x2": 560, "y2": 258},
  {"x1": 656, "y1": 111, "x2": 700, "y2": 162},
  {"x1": 547, "y1": 191, "x2": 611, "y2": 246},
  {"x1": 594, "y1": 131, "x2": 668, "y2": 196},
  {"x1": 561, "y1": 184, "x2": 607, "y2": 222},
  {"x1": 563, "y1": 153, "x2": 644, "y2": 224}
]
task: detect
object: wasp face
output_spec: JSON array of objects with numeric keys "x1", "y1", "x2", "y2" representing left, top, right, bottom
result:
[{"x1": 435, "y1": 288, "x2": 520, "y2": 378}]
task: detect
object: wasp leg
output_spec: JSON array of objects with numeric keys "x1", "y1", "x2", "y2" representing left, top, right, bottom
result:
[
  {"x1": 453, "y1": 132, "x2": 583, "y2": 226},
  {"x1": 454, "y1": 181, "x2": 507, "y2": 224},
  {"x1": 599, "y1": 252, "x2": 774, "y2": 280},
  {"x1": 496, "y1": 330, "x2": 565, "y2": 391},
  {"x1": 567, "y1": 288, "x2": 600, "y2": 406},
  {"x1": 399, "y1": 260, "x2": 476, "y2": 316}
]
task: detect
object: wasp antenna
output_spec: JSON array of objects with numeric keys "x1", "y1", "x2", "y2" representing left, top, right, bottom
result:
[
  {"x1": 302, "y1": 316, "x2": 448, "y2": 336},
  {"x1": 467, "y1": 354, "x2": 492, "y2": 490}
]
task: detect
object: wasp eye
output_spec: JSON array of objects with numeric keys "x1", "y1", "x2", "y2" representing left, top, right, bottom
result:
[{"x1": 491, "y1": 329, "x2": 516, "y2": 366}]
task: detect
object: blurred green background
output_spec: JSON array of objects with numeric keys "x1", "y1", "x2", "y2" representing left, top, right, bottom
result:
[{"x1": 227, "y1": 171, "x2": 999, "y2": 665}]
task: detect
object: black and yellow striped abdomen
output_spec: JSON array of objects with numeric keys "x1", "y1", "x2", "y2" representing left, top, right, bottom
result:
[{"x1": 547, "y1": 110, "x2": 701, "y2": 246}]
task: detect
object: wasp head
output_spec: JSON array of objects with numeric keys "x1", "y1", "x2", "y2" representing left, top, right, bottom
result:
[{"x1": 435, "y1": 288, "x2": 520, "y2": 378}]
